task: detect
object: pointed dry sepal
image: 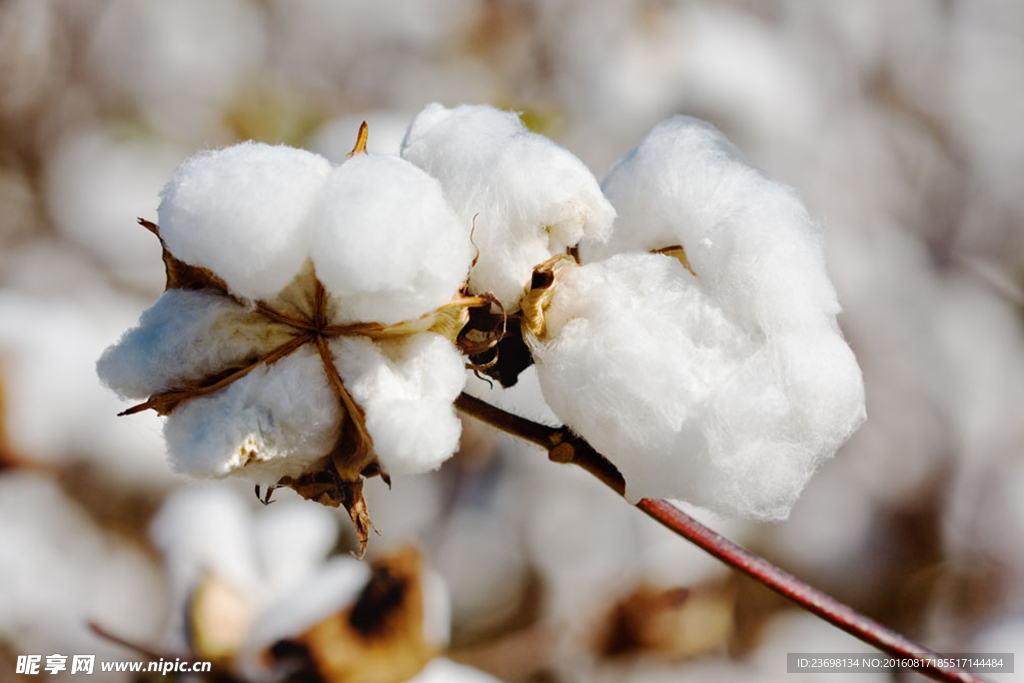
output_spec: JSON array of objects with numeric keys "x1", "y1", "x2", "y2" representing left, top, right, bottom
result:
[{"x1": 347, "y1": 121, "x2": 369, "y2": 158}]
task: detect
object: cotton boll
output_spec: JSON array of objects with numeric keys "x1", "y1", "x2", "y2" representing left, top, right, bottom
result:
[
  {"x1": 533, "y1": 253, "x2": 864, "y2": 519},
  {"x1": 0, "y1": 289, "x2": 172, "y2": 487},
  {"x1": 87, "y1": 0, "x2": 265, "y2": 138},
  {"x1": 586, "y1": 116, "x2": 840, "y2": 334},
  {"x1": 158, "y1": 142, "x2": 330, "y2": 301},
  {"x1": 331, "y1": 333, "x2": 465, "y2": 476},
  {"x1": 310, "y1": 154, "x2": 471, "y2": 324},
  {"x1": 44, "y1": 125, "x2": 186, "y2": 292},
  {"x1": 408, "y1": 659, "x2": 503, "y2": 683},
  {"x1": 164, "y1": 345, "x2": 341, "y2": 484},
  {"x1": 253, "y1": 501, "x2": 340, "y2": 599},
  {"x1": 401, "y1": 103, "x2": 615, "y2": 309},
  {"x1": 98, "y1": 289, "x2": 294, "y2": 400},
  {"x1": 149, "y1": 484, "x2": 262, "y2": 651},
  {"x1": 0, "y1": 473, "x2": 165, "y2": 672},
  {"x1": 239, "y1": 556, "x2": 371, "y2": 672}
]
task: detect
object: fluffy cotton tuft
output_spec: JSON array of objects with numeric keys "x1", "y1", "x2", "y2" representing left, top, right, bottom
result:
[
  {"x1": 310, "y1": 154, "x2": 471, "y2": 324},
  {"x1": 158, "y1": 141, "x2": 331, "y2": 301},
  {"x1": 163, "y1": 345, "x2": 342, "y2": 484},
  {"x1": 401, "y1": 103, "x2": 615, "y2": 309},
  {"x1": 97, "y1": 289, "x2": 292, "y2": 400},
  {"x1": 332, "y1": 333, "x2": 465, "y2": 476},
  {"x1": 533, "y1": 249, "x2": 863, "y2": 516},
  {"x1": 584, "y1": 116, "x2": 839, "y2": 331}
]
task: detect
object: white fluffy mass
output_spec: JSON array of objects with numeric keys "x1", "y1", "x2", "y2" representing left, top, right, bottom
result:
[
  {"x1": 99, "y1": 138, "x2": 474, "y2": 483},
  {"x1": 533, "y1": 117, "x2": 865, "y2": 519},
  {"x1": 401, "y1": 103, "x2": 615, "y2": 309},
  {"x1": 158, "y1": 142, "x2": 332, "y2": 301},
  {"x1": 332, "y1": 333, "x2": 466, "y2": 477},
  {"x1": 309, "y1": 154, "x2": 471, "y2": 325}
]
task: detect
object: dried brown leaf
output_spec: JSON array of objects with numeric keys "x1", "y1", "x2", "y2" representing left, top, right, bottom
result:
[{"x1": 652, "y1": 244, "x2": 697, "y2": 277}]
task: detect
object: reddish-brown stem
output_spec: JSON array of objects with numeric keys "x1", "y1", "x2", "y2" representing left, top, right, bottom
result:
[{"x1": 454, "y1": 391, "x2": 984, "y2": 683}]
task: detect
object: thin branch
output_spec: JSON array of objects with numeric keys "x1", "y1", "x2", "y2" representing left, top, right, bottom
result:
[{"x1": 454, "y1": 391, "x2": 983, "y2": 683}]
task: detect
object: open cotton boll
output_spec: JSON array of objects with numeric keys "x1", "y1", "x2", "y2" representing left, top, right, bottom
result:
[
  {"x1": 332, "y1": 333, "x2": 465, "y2": 476},
  {"x1": 401, "y1": 103, "x2": 615, "y2": 309},
  {"x1": 584, "y1": 116, "x2": 839, "y2": 334},
  {"x1": 158, "y1": 141, "x2": 331, "y2": 301},
  {"x1": 532, "y1": 253, "x2": 864, "y2": 519},
  {"x1": 164, "y1": 345, "x2": 341, "y2": 484},
  {"x1": 408, "y1": 659, "x2": 503, "y2": 683},
  {"x1": 310, "y1": 154, "x2": 471, "y2": 325},
  {"x1": 98, "y1": 289, "x2": 293, "y2": 400}
]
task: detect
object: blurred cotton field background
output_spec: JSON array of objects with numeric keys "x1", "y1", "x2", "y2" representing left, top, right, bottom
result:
[{"x1": 1, "y1": 1, "x2": 1023, "y2": 681}]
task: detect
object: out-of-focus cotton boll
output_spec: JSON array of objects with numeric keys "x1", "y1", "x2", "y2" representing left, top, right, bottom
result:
[
  {"x1": 151, "y1": 486, "x2": 343, "y2": 643},
  {"x1": 939, "y1": 272, "x2": 1024, "y2": 581},
  {"x1": 408, "y1": 658, "x2": 503, "y2": 683},
  {"x1": 971, "y1": 617, "x2": 1024, "y2": 683},
  {"x1": 97, "y1": 289, "x2": 293, "y2": 400},
  {"x1": 87, "y1": 0, "x2": 264, "y2": 139},
  {"x1": 580, "y1": 3, "x2": 820, "y2": 176},
  {"x1": 149, "y1": 483, "x2": 262, "y2": 651},
  {"x1": 750, "y1": 611, "x2": 893, "y2": 683},
  {"x1": 158, "y1": 142, "x2": 330, "y2": 301},
  {"x1": 310, "y1": 111, "x2": 413, "y2": 160},
  {"x1": 535, "y1": 250, "x2": 863, "y2": 518},
  {"x1": 949, "y1": 1, "x2": 1024, "y2": 274},
  {"x1": 310, "y1": 154, "x2": 470, "y2": 324},
  {"x1": 164, "y1": 345, "x2": 341, "y2": 484},
  {"x1": 0, "y1": 290, "x2": 172, "y2": 487},
  {"x1": 45, "y1": 126, "x2": 188, "y2": 292},
  {"x1": 266, "y1": 0, "x2": 479, "y2": 102},
  {"x1": 0, "y1": 0, "x2": 65, "y2": 120},
  {"x1": 803, "y1": 108, "x2": 949, "y2": 505},
  {"x1": 401, "y1": 103, "x2": 615, "y2": 309},
  {"x1": 332, "y1": 333, "x2": 465, "y2": 476},
  {"x1": 0, "y1": 473, "x2": 165, "y2": 675}
]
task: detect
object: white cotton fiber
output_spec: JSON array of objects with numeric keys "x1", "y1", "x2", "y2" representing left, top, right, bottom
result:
[
  {"x1": 331, "y1": 332, "x2": 465, "y2": 476},
  {"x1": 532, "y1": 253, "x2": 865, "y2": 519},
  {"x1": 584, "y1": 116, "x2": 840, "y2": 333},
  {"x1": 149, "y1": 484, "x2": 263, "y2": 650},
  {"x1": 240, "y1": 556, "x2": 371, "y2": 668},
  {"x1": 158, "y1": 142, "x2": 330, "y2": 301},
  {"x1": 408, "y1": 659, "x2": 502, "y2": 683},
  {"x1": 401, "y1": 103, "x2": 615, "y2": 309},
  {"x1": 310, "y1": 154, "x2": 471, "y2": 325},
  {"x1": 98, "y1": 289, "x2": 293, "y2": 400},
  {"x1": 253, "y1": 501, "x2": 339, "y2": 599},
  {"x1": 164, "y1": 345, "x2": 341, "y2": 484}
]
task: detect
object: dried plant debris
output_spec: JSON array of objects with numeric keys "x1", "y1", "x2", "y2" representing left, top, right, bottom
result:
[{"x1": 268, "y1": 548, "x2": 438, "y2": 683}]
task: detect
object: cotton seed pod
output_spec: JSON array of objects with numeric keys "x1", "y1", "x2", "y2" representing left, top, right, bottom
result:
[
  {"x1": 99, "y1": 127, "x2": 482, "y2": 551},
  {"x1": 528, "y1": 116, "x2": 866, "y2": 520}
]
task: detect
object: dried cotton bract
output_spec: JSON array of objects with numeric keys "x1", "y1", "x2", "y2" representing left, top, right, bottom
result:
[{"x1": 98, "y1": 130, "x2": 475, "y2": 547}]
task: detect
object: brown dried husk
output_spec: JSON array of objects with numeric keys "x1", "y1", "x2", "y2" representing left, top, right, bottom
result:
[{"x1": 269, "y1": 547, "x2": 438, "y2": 683}]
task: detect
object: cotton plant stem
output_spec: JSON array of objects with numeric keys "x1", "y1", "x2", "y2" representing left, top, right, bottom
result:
[{"x1": 454, "y1": 392, "x2": 983, "y2": 683}]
